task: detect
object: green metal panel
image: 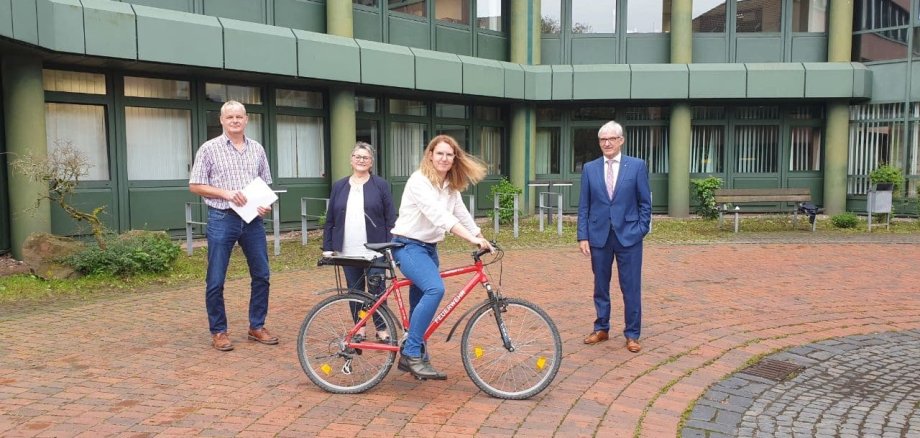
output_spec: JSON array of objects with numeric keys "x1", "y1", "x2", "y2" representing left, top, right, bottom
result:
[
  {"x1": 356, "y1": 39, "x2": 415, "y2": 88},
  {"x1": 120, "y1": 0, "x2": 193, "y2": 12},
  {"x1": 746, "y1": 63, "x2": 804, "y2": 98},
  {"x1": 202, "y1": 0, "x2": 266, "y2": 23},
  {"x1": 852, "y1": 63, "x2": 872, "y2": 99},
  {"x1": 550, "y1": 64, "x2": 572, "y2": 100},
  {"x1": 522, "y1": 65, "x2": 552, "y2": 100},
  {"x1": 804, "y1": 63, "x2": 853, "y2": 98},
  {"x1": 790, "y1": 35, "x2": 828, "y2": 62},
  {"x1": 692, "y1": 36, "x2": 727, "y2": 63},
  {"x1": 411, "y1": 48, "x2": 462, "y2": 93},
  {"x1": 688, "y1": 63, "x2": 746, "y2": 98},
  {"x1": 571, "y1": 37, "x2": 616, "y2": 65},
  {"x1": 222, "y1": 18, "x2": 296, "y2": 76},
  {"x1": 274, "y1": 0, "x2": 325, "y2": 32},
  {"x1": 735, "y1": 36, "x2": 783, "y2": 62},
  {"x1": 11, "y1": 0, "x2": 38, "y2": 44},
  {"x1": 459, "y1": 55, "x2": 504, "y2": 97},
  {"x1": 50, "y1": 189, "x2": 118, "y2": 236},
  {"x1": 540, "y1": 37, "x2": 562, "y2": 64},
  {"x1": 435, "y1": 25, "x2": 472, "y2": 56},
  {"x1": 867, "y1": 63, "x2": 906, "y2": 103},
  {"x1": 631, "y1": 64, "x2": 688, "y2": 99},
  {"x1": 911, "y1": 63, "x2": 920, "y2": 101},
  {"x1": 571, "y1": 64, "x2": 629, "y2": 100},
  {"x1": 296, "y1": 31, "x2": 360, "y2": 82},
  {"x1": 0, "y1": 0, "x2": 12, "y2": 37},
  {"x1": 0, "y1": 82, "x2": 7, "y2": 253},
  {"x1": 388, "y1": 15, "x2": 430, "y2": 49},
  {"x1": 82, "y1": 0, "x2": 137, "y2": 60},
  {"x1": 649, "y1": 176, "x2": 668, "y2": 213},
  {"x1": 786, "y1": 176, "x2": 824, "y2": 206},
  {"x1": 135, "y1": 5, "x2": 223, "y2": 68},
  {"x1": 37, "y1": 0, "x2": 84, "y2": 54},
  {"x1": 128, "y1": 188, "x2": 197, "y2": 231},
  {"x1": 625, "y1": 35, "x2": 669, "y2": 64},
  {"x1": 353, "y1": 9, "x2": 381, "y2": 41},
  {"x1": 277, "y1": 184, "x2": 330, "y2": 223},
  {"x1": 477, "y1": 33, "x2": 508, "y2": 61},
  {"x1": 499, "y1": 61, "x2": 524, "y2": 99}
]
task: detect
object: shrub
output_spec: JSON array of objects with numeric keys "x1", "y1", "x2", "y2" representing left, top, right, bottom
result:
[
  {"x1": 869, "y1": 164, "x2": 905, "y2": 197},
  {"x1": 67, "y1": 231, "x2": 180, "y2": 276},
  {"x1": 831, "y1": 212, "x2": 859, "y2": 229},
  {"x1": 488, "y1": 177, "x2": 523, "y2": 224},
  {"x1": 691, "y1": 176, "x2": 723, "y2": 220}
]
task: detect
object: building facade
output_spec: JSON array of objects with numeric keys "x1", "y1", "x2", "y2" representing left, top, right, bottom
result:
[{"x1": 1, "y1": 0, "x2": 918, "y2": 257}]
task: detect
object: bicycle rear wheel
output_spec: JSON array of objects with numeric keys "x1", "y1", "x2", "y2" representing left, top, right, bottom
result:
[
  {"x1": 460, "y1": 297, "x2": 562, "y2": 399},
  {"x1": 297, "y1": 293, "x2": 398, "y2": 394}
]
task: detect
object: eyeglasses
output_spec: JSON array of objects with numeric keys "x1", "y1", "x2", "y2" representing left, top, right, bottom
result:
[
  {"x1": 352, "y1": 155, "x2": 373, "y2": 162},
  {"x1": 598, "y1": 136, "x2": 622, "y2": 144}
]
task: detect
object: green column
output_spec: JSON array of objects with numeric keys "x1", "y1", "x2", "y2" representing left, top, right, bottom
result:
[
  {"x1": 823, "y1": 0, "x2": 854, "y2": 215},
  {"x1": 667, "y1": 0, "x2": 692, "y2": 217},
  {"x1": 327, "y1": 2, "x2": 356, "y2": 183},
  {"x1": 2, "y1": 56, "x2": 50, "y2": 259},
  {"x1": 509, "y1": 0, "x2": 539, "y2": 212}
]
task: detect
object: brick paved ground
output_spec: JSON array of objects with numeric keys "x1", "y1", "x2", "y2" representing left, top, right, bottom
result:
[{"x1": 1, "y1": 238, "x2": 919, "y2": 437}]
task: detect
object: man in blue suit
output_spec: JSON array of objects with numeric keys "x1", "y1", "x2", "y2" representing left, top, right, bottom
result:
[{"x1": 577, "y1": 120, "x2": 652, "y2": 353}]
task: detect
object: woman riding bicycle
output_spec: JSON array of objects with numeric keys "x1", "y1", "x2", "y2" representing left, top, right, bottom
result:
[{"x1": 391, "y1": 134, "x2": 494, "y2": 380}]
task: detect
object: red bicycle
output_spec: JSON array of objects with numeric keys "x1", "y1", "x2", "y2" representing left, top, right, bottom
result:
[{"x1": 296, "y1": 241, "x2": 562, "y2": 399}]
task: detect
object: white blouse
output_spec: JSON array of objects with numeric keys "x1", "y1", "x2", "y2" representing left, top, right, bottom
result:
[{"x1": 391, "y1": 170, "x2": 480, "y2": 244}]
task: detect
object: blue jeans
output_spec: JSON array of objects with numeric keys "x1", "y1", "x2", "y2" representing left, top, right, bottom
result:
[
  {"x1": 343, "y1": 259, "x2": 387, "y2": 331},
  {"x1": 392, "y1": 237, "x2": 441, "y2": 358},
  {"x1": 205, "y1": 207, "x2": 271, "y2": 334}
]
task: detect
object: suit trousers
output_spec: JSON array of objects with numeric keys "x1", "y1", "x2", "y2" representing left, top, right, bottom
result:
[{"x1": 589, "y1": 227, "x2": 643, "y2": 340}]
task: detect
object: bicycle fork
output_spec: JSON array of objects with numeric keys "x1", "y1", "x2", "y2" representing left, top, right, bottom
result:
[{"x1": 485, "y1": 282, "x2": 515, "y2": 352}]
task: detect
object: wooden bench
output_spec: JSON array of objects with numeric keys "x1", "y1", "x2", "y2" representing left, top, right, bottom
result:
[{"x1": 713, "y1": 188, "x2": 816, "y2": 232}]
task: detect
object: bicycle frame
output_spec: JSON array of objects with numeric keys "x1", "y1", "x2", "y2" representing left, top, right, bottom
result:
[{"x1": 344, "y1": 250, "x2": 496, "y2": 353}]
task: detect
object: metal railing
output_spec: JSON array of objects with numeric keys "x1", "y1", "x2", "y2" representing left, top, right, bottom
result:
[
  {"x1": 301, "y1": 197, "x2": 329, "y2": 245},
  {"x1": 492, "y1": 193, "x2": 519, "y2": 238},
  {"x1": 184, "y1": 200, "x2": 283, "y2": 256}
]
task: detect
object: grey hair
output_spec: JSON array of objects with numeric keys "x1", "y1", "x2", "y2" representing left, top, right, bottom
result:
[
  {"x1": 353, "y1": 141, "x2": 376, "y2": 158},
  {"x1": 598, "y1": 121, "x2": 624, "y2": 138},
  {"x1": 220, "y1": 100, "x2": 247, "y2": 116}
]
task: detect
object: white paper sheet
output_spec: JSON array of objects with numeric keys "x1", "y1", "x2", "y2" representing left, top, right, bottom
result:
[{"x1": 231, "y1": 177, "x2": 278, "y2": 223}]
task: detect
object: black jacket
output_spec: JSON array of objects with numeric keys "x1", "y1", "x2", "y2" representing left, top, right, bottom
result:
[{"x1": 322, "y1": 174, "x2": 397, "y2": 252}]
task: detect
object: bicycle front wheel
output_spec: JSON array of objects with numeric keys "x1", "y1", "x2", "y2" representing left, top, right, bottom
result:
[
  {"x1": 460, "y1": 297, "x2": 562, "y2": 399},
  {"x1": 297, "y1": 293, "x2": 398, "y2": 394}
]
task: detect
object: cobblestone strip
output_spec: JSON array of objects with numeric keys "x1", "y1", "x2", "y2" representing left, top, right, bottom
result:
[{"x1": 682, "y1": 330, "x2": 920, "y2": 438}]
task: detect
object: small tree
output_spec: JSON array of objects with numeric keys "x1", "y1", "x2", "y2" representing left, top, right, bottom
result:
[
  {"x1": 691, "y1": 176, "x2": 724, "y2": 220},
  {"x1": 12, "y1": 142, "x2": 109, "y2": 249},
  {"x1": 488, "y1": 178, "x2": 523, "y2": 225}
]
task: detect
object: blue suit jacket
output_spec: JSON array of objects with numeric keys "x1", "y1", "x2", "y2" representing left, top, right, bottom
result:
[
  {"x1": 322, "y1": 175, "x2": 396, "y2": 252},
  {"x1": 576, "y1": 154, "x2": 652, "y2": 248}
]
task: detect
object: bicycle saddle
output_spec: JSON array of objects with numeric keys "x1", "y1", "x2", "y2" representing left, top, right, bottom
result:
[{"x1": 364, "y1": 242, "x2": 405, "y2": 253}]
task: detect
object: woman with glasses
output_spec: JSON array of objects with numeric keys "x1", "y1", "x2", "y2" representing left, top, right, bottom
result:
[{"x1": 322, "y1": 142, "x2": 397, "y2": 342}]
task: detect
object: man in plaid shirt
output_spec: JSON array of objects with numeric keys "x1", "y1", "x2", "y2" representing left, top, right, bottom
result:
[{"x1": 189, "y1": 100, "x2": 278, "y2": 352}]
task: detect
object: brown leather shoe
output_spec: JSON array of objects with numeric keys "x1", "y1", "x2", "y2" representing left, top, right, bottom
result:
[
  {"x1": 626, "y1": 338, "x2": 641, "y2": 353},
  {"x1": 584, "y1": 330, "x2": 609, "y2": 344},
  {"x1": 248, "y1": 327, "x2": 279, "y2": 345},
  {"x1": 212, "y1": 332, "x2": 233, "y2": 351}
]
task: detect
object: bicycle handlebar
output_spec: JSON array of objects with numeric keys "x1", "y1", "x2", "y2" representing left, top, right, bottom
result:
[{"x1": 472, "y1": 240, "x2": 502, "y2": 262}]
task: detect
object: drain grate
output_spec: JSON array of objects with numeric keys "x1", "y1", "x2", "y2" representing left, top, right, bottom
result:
[{"x1": 739, "y1": 359, "x2": 804, "y2": 382}]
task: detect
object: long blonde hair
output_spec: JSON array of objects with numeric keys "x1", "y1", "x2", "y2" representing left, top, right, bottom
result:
[{"x1": 418, "y1": 135, "x2": 486, "y2": 192}]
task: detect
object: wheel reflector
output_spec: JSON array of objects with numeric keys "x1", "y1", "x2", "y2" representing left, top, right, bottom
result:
[{"x1": 321, "y1": 363, "x2": 332, "y2": 375}]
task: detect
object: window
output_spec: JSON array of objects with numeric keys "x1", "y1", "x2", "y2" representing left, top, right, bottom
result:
[
  {"x1": 788, "y1": 106, "x2": 824, "y2": 172},
  {"x1": 435, "y1": 102, "x2": 468, "y2": 118},
  {"x1": 572, "y1": 127, "x2": 600, "y2": 173},
  {"x1": 276, "y1": 89, "x2": 322, "y2": 109},
  {"x1": 206, "y1": 111, "x2": 262, "y2": 143},
  {"x1": 390, "y1": 122, "x2": 428, "y2": 176},
  {"x1": 691, "y1": 126, "x2": 725, "y2": 173},
  {"x1": 204, "y1": 83, "x2": 262, "y2": 104},
  {"x1": 477, "y1": 0, "x2": 502, "y2": 31},
  {"x1": 389, "y1": 0, "x2": 426, "y2": 17},
  {"x1": 909, "y1": 103, "x2": 920, "y2": 198},
  {"x1": 124, "y1": 77, "x2": 190, "y2": 99},
  {"x1": 125, "y1": 107, "x2": 192, "y2": 180},
  {"x1": 791, "y1": 0, "x2": 827, "y2": 32},
  {"x1": 541, "y1": 0, "x2": 562, "y2": 34},
  {"x1": 45, "y1": 103, "x2": 109, "y2": 180},
  {"x1": 571, "y1": 0, "x2": 615, "y2": 34},
  {"x1": 536, "y1": 128, "x2": 561, "y2": 174},
  {"x1": 848, "y1": 103, "x2": 906, "y2": 195},
  {"x1": 692, "y1": 0, "x2": 726, "y2": 32},
  {"x1": 276, "y1": 115, "x2": 324, "y2": 178},
  {"x1": 627, "y1": 0, "x2": 669, "y2": 33},
  {"x1": 736, "y1": 0, "x2": 781, "y2": 33},
  {"x1": 625, "y1": 126, "x2": 669, "y2": 173},
  {"x1": 437, "y1": 0, "x2": 469, "y2": 25},
  {"x1": 479, "y1": 126, "x2": 503, "y2": 175},
  {"x1": 356, "y1": 119, "x2": 380, "y2": 162},
  {"x1": 354, "y1": 0, "x2": 378, "y2": 6},
  {"x1": 42, "y1": 69, "x2": 106, "y2": 94},
  {"x1": 734, "y1": 106, "x2": 779, "y2": 174},
  {"x1": 390, "y1": 98, "x2": 427, "y2": 116},
  {"x1": 356, "y1": 96, "x2": 379, "y2": 113},
  {"x1": 852, "y1": 0, "x2": 910, "y2": 62}
]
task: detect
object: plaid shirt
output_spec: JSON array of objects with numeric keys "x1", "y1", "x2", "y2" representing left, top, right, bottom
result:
[{"x1": 189, "y1": 134, "x2": 272, "y2": 210}]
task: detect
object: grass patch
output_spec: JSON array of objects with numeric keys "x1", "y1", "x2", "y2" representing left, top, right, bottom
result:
[{"x1": 2, "y1": 214, "x2": 918, "y2": 306}]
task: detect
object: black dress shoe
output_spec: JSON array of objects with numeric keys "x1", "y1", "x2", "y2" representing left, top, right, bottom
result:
[{"x1": 398, "y1": 354, "x2": 447, "y2": 380}]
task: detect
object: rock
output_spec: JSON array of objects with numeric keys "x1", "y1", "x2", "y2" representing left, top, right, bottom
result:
[{"x1": 21, "y1": 232, "x2": 85, "y2": 280}]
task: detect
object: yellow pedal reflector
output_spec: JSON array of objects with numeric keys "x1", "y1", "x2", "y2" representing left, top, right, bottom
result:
[
  {"x1": 474, "y1": 346, "x2": 484, "y2": 358},
  {"x1": 358, "y1": 310, "x2": 368, "y2": 319},
  {"x1": 321, "y1": 364, "x2": 332, "y2": 375},
  {"x1": 536, "y1": 357, "x2": 546, "y2": 370}
]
